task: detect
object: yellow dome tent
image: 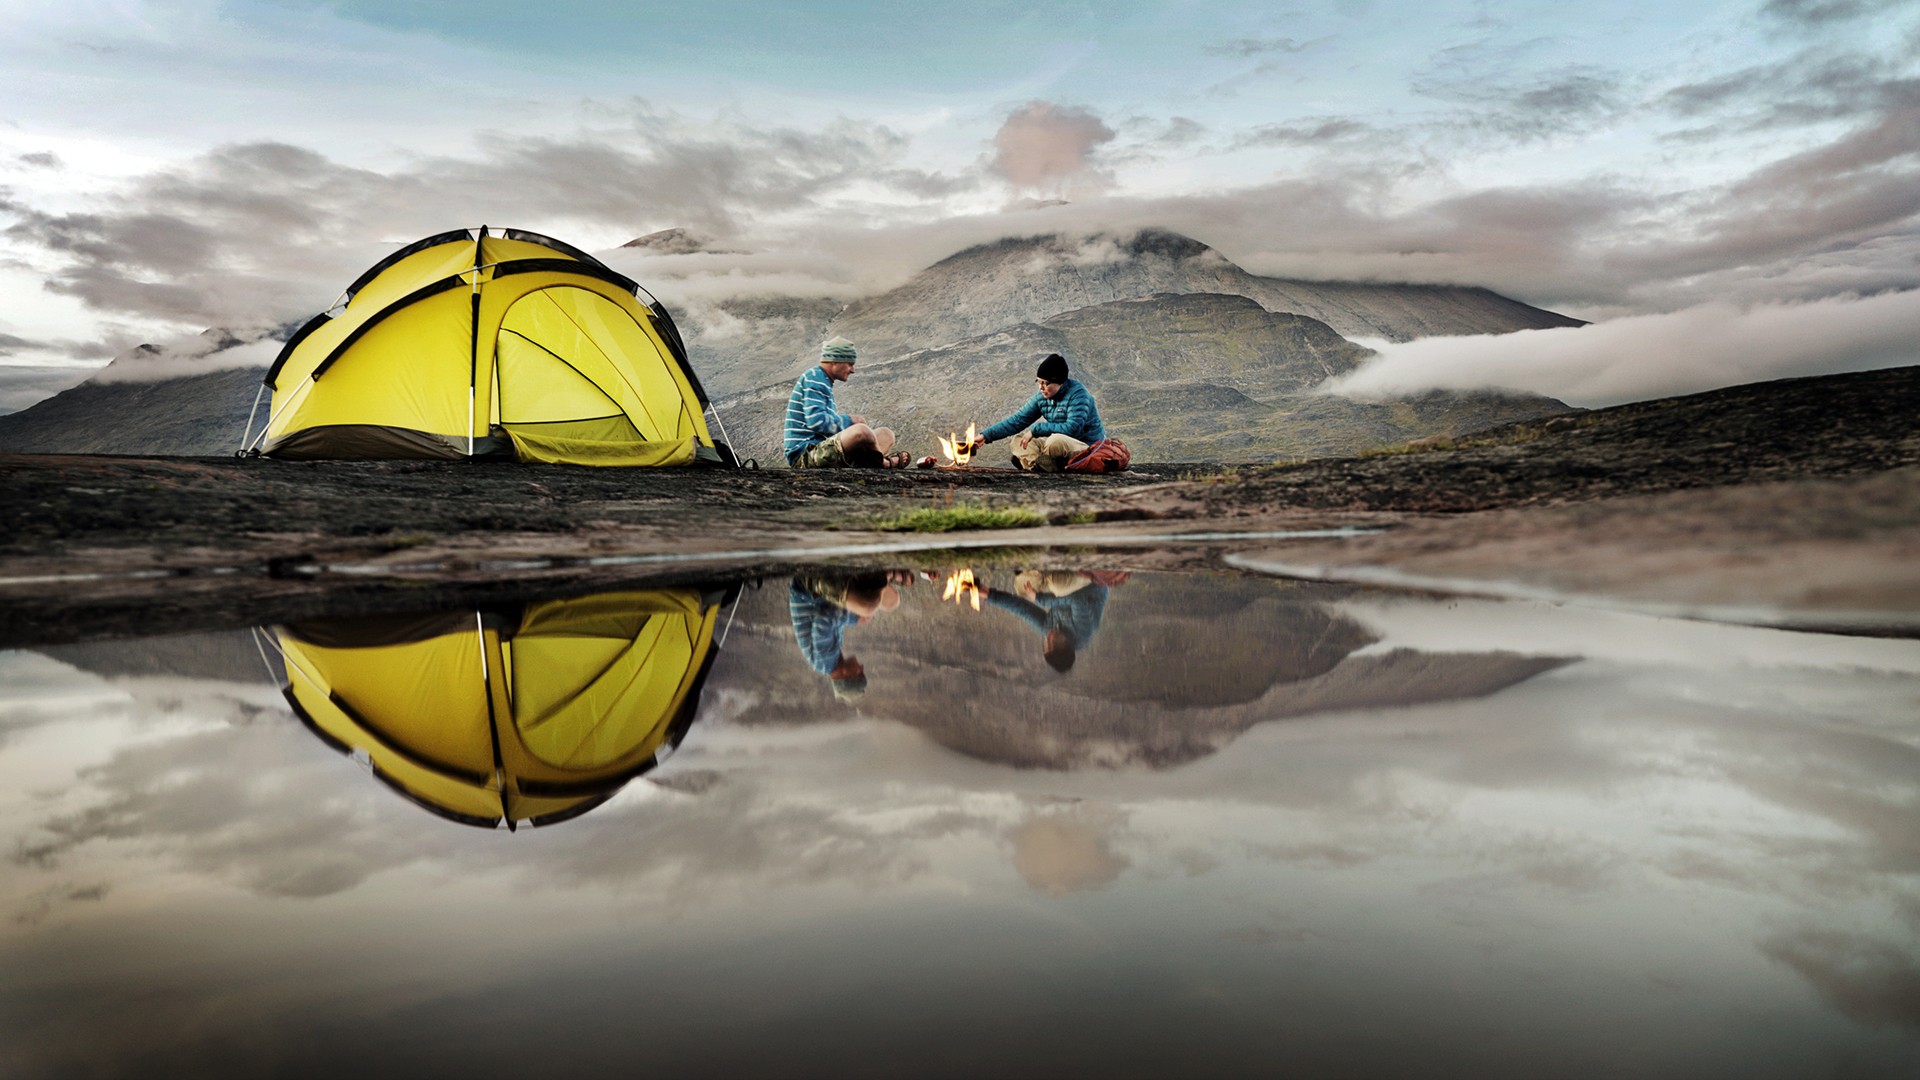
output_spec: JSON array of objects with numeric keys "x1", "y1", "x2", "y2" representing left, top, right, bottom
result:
[
  {"x1": 247, "y1": 227, "x2": 732, "y2": 466},
  {"x1": 270, "y1": 587, "x2": 732, "y2": 829}
]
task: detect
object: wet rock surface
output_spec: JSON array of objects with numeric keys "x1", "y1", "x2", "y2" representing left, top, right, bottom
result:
[{"x1": 1143, "y1": 364, "x2": 1920, "y2": 516}]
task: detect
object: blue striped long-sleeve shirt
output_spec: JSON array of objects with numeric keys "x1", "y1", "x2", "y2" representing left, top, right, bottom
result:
[
  {"x1": 784, "y1": 366, "x2": 852, "y2": 460},
  {"x1": 979, "y1": 379, "x2": 1105, "y2": 445},
  {"x1": 789, "y1": 580, "x2": 861, "y2": 674}
]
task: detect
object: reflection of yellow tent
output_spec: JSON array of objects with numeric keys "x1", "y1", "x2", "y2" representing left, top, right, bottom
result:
[
  {"x1": 275, "y1": 588, "x2": 728, "y2": 829},
  {"x1": 249, "y1": 226, "x2": 731, "y2": 466}
]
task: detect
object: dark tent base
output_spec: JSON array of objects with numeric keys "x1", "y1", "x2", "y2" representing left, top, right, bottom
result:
[
  {"x1": 263, "y1": 424, "x2": 509, "y2": 461},
  {"x1": 264, "y1": 424, "x2": 732, "y2": 466}
]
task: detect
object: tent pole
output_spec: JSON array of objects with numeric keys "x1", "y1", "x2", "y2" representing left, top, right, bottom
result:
[
  {"x1": 716, "y1": 587, "x2": 743, "y2": 650},
  {"x1": 476, "y1": 612, "x2": 513, "y2": 830},
  {"x1": 468, "y1": 227, "x2": 487, "y2": 459},
  {"x1": 705, "y1": 401, "x2": 736, "y2": 449},
  {"x1": 238, "y1": 383, "x2": 266, "y2": 454},
  {"x1": 246, "y1": 377, "x2": 314, "y2": 454}
]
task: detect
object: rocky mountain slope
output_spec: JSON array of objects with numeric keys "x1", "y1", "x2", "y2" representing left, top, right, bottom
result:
[
  {"x1": 0, "y1": 366, "x2": 264, "y2": 456},
  {"x1": 716, "y1": 292, "x2": 1569, "y2": 464},
  {"x1": 671, "y1": 295, "x2": 845, "y2": 397},
  {"x1": 668, "y1": 228, "x2": 1582, "y2": 398},
  {"x1": 822, "y1": 229, "x2": 1581, "y2": 357}
]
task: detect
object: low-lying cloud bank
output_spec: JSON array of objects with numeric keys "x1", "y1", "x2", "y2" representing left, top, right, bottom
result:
[{"x1": 1323, "y1": 288, "x2": 1920, "y2": 407}]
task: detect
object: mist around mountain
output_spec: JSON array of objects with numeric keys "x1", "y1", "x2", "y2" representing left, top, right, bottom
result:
[{"x1": 0, "y1": 228, "x2": 1578, "y2": 461}]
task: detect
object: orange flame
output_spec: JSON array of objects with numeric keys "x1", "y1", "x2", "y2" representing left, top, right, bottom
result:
[
  {"x1": 941, "y1": 568, "x2": 982, "y2": 611},
  {"x1": 938, "y1": 422, "x2": 978, "y2": 467}
]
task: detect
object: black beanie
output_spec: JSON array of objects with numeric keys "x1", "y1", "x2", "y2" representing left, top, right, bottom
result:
[{"x1": 1036, "y1": 353, "x2": 1069, "y2": 382}]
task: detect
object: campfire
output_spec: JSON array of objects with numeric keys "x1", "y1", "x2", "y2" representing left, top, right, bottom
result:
[
  {"x1": 936, "y1": 423, "x2": 979, "y2": 468},
  {"x1": 941, "y1": 568, "x2": 983, "y2": 611}
]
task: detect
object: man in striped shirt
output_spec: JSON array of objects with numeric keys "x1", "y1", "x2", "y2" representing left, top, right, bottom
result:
[
  {"x1": 788, "y1": 571, "x2": 904, "y2": 700},
  {"x1": 784, "y1": 337, "x2": 903, "y2": 468},
  {"x1": 969, "y1": 352, "x2": 1107, "y2": 471}
]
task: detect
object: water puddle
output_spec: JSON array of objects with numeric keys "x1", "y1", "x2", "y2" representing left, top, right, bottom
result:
[{"x1": 3, "y1": 562, "x2": 1918, "y2": 1076}]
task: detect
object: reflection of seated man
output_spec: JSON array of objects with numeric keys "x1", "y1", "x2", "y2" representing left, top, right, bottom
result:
[
  {"x1": 983, "y1": 570, "x2": 1111, "y2": 673},
  {"x1": 788, "y1": 572, "x2": 902, "y2": 699}
]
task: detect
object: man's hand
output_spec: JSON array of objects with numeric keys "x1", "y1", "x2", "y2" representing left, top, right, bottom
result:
[
  {"x1": 1017, "y1": 432, "x2": 1033, "y2": 449},
  {"x1": 969, "y1": 433, "x2": 987, "y2": 450}
]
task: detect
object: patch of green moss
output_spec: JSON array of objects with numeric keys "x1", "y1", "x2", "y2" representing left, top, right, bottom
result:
[{"x1": 870, "y1": 503, "x2": 1048, "y2": 533}]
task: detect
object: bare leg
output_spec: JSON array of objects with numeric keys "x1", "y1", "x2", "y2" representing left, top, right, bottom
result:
[{"x1": 836, "y1": 423, "x2": 886, "y2": 467}]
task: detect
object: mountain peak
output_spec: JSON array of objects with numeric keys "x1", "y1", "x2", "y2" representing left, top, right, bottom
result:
[
  {"x1": 942, "y1": 228, "x2": 1216, "y2": 268},
  {"x1": 621, "y1": 228, "x2": 733, "y2": 255}
]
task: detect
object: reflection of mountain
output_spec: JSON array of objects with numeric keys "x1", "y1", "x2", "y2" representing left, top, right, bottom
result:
[
  {"x1": 718, "y1": 572, "x2": 1568, "y2": 770},
  {"x1": 273, "y1": 587, "x2": 732, "y2": 829}
]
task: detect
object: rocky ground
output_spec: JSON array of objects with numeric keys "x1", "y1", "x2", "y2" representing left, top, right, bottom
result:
[{"x1": 2, "y1": 365, "x2": 1916, "y2": 645}]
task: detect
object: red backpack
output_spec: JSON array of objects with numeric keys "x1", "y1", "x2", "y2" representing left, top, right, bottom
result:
[{"x1": 1065, "y1": 438, "x2": 1130, "y2": 474}]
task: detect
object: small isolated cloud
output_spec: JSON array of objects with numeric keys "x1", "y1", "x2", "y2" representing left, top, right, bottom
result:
[
  {"x1": 1160, "y1": 117, "x2": 1206, "y2": 146},
  {"x1": 1762, "y1": 0, "x2": 1909, "y2": 26},
  {"x1": 1416, "y1": 63, "x2": 1627, "y2": 143},
  {"x1": 1234, "y1": 118, "x2": 1371, "y2": 149},
  {"x1": 1322, "y1": 289, "x2": 1920, "y2": 407},
  {"x1": 990, "y1": 101, "x2": 1116, "y2": 197},
  {"x1": 1660, "y1": 51, "x2": 1914, "y2": 134},
  {"x1": 1205, "y1": 37, "x2": 1309, "y2": 58},
  {"x1": 15, "y1": 152, "x2": 62, "y2": 170}
]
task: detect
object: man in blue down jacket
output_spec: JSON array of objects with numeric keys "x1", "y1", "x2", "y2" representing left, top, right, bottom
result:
[{"x1": 969, "y1": 352, "x2": 1105, "y2": 471}]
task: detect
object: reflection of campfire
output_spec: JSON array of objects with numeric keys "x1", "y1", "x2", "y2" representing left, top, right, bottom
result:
[
  {"x1": 941, "y1": 568, "x2": 983, "y2": 611},
  {"x1": 937, "y1": 422, "x2": 979, "y2": 467}
]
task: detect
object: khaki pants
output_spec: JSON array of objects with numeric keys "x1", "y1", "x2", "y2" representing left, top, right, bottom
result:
[
  {"x1": 1011, "y1": 433, "x2": 1089, "y2": 472},
  {"x1": 790, "y1": 438, "x2": 851, "y2": 468}
]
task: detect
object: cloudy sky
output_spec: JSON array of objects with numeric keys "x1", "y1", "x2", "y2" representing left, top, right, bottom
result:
[{"x1": 1, "y1": 0, "x2": 1917, "y2": 407}]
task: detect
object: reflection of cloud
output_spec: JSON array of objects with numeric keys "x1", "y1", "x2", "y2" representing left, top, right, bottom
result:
[
  {"x1": 1010, "y1": 812, "x2": 1127, "y2": 897},
  {"x1": 1765, "y1": 930, "x2": 1920, "y2": 1027},
  {"x1": 25, "y1": 723, "x2": 457, "y2": 899},
  {"x1": 7, "y1": 578, "x2": 1920, "y2": 1067},
  {"x1": 1762, "y1": 0, "x2": 1909, "y2": 26}
]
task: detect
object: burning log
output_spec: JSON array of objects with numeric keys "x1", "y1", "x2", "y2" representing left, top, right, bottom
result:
[
  {"x1": 941, "y1": 568, "x2": 983, "y2": 611},
  {"x1": 937, "y1": 423, "x2": 979, "y2": 468}
]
